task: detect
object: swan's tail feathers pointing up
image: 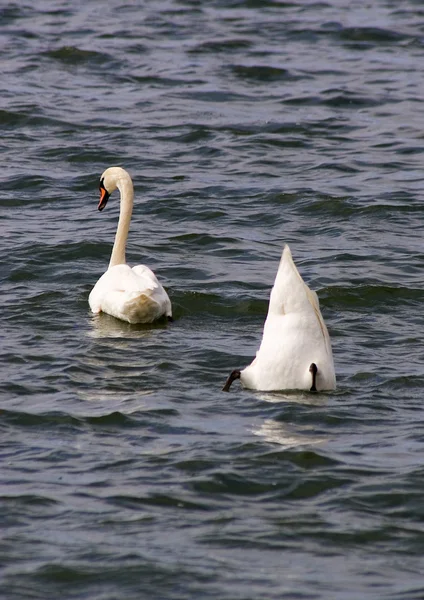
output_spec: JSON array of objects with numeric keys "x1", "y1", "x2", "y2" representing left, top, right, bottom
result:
[
  {"x1": 268, "y1": 245, "x2": 307, "y2": 316},
  {"x1": 267, "y1": 244, "x2": 332, "y2": 356}
]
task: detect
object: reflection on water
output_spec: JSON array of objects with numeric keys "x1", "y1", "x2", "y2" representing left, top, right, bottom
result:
[
  {"x1": 256, "y1": 390, "x2": 329, "y2": 406},
  {"x1": 77, "y1": 388, "x2": 152, "y2": 407},
  {"x1": 253, "y1": 418, "x2": 329, "y2": 448},
  {"x1": 87, "y1": 312, "x2": 169, "y2": 339}
]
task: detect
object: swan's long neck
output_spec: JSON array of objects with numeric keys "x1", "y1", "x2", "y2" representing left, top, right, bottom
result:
[{"x1": 108, "y1": 176, "x2": 134, "y2": 268}]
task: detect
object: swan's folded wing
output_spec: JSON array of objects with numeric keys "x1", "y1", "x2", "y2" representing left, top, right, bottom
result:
[
  {"x1": 93, "y1": 264, "x2": 158, "y2": 297},
  {"x1": 303, "y1": 282, "x2": 332, "y2": 351},
  {"x1": 131, "y1": 264, "x2": 160, "y2": 292}
]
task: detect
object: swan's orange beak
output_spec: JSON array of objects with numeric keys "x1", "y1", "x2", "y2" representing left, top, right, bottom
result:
[{"x1": 98, "y1": 184, "x2": 110, "y2": 211}]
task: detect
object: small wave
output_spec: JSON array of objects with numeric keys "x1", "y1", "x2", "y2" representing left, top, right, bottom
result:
[
  {"x1": 339, "y1": 26, "x2": 408, "y2": 44},
  {"x1": 188, "y1": 38, "x2": 253, "y2": 54},
  {"x1": 44, "y1": 46, "x2": 116, "y2": 67},
  {"x1": 229, "y1": 64, "x2": 301, "y2": 83},
  {"x1": 107, "y1": 493, "x2": 211, "y2": 512},
  {"x1": 327, "y1": 284, "x2": 424, "y2": 310},
  {"x1": 0, "y1": 494, "x2": 58, "y2": 506}
]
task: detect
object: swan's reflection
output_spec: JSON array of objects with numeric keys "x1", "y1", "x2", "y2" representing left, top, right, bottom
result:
[
  {"x1": 256, "y1": 390, "x2": 328, "y2": 406},
  {"x1": 88, "y1": 312, "x2": 168, "y2": 340},
  {"x1": 75, "y1": 314, "x2": 163, "y2": 404},
  {"x1": 253, "y1": 418, "x2": 328, "y2": 448}
]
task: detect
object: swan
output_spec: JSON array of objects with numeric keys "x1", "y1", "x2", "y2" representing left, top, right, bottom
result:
[
  {"x1": 88, "y1": 166, "x2": 172, "y2": 324},
  {"x1": 223, "y1": 245, "x2": 336, "y2": 393}
]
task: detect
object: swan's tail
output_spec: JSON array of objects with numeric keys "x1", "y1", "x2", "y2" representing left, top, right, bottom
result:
[
  {"x1": 267, "y1": 245, "x2": 332, "y2": 356},
  {"x1": 101, "y1": 290, "x2": 170, "y2": 324}
]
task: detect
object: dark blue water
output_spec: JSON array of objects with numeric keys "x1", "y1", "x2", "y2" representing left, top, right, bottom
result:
[{"x1": 2, "y1": 1, "x2": 424, "y2": 598}]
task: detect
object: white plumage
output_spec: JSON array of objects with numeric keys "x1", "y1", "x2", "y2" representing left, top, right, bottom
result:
[
  {"x1": 223, "y1": 245, "x2": 336, "y2": 392},
  {"x1": 89, "y1": 167, "x2": 172, "y2": 324}
]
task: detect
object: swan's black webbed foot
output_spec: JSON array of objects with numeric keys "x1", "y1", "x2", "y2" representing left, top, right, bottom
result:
[
  {"x1": 309, "y1": 363, "x2": 318, "y2": 392},
  {"x1": 167, "y1": 316, "x2": 174, "y2": 322},
  {"x1": 222, "y1": 369, "x2": 241, "y2": 392}
]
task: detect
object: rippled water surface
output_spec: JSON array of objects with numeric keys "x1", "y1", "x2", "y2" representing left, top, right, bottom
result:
[{"x1": 2, "y1": 1, "x2": 424, "y2": 598}]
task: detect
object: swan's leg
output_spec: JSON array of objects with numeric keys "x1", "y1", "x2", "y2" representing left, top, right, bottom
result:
[
  {"x1": 167, "y1": 316, "x2": 174, "y2": 322},
  {"x1": 309, "y1": 363, "x2": 318, "y2": 392},
  {"x1": 222, "y1": 369, "x2": 241, "y2": 392}
]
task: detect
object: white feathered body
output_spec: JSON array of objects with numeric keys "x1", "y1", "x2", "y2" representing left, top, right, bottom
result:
[
  {"x1": 240, "y1": 245, "x2": 336, "y2": 392},
  {"x1": 89, "y1": 264, "x2": 171, "y2": 324}
]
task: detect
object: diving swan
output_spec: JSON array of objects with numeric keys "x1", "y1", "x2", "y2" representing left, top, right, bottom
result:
[
  {"x1": 223, "y1": 245, "x2": 336, "y2": 393},
  {"x1": 89, "y1": 167, "x2": 172, "y2": 324}
]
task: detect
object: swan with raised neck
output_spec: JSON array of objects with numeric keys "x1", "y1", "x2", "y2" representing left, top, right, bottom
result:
[
  {"x1": 98, "y1": 166, "x2": 134, "y2": 269},
  {"x1": 89, "y1": 167, "x2": 172, "y2": 324}
]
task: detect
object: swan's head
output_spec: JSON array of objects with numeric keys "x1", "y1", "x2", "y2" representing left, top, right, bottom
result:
[{"x1": 98, "y1": 167, "x2": 131, "y2": 211}]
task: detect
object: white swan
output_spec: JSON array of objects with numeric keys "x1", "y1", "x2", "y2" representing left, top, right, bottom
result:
[
  {"x1": 88, "y1": 167, "x2": 172, "y2": 324},
  {"x1": 223, "y1": 245, "x2": 336, "y2": 392}
]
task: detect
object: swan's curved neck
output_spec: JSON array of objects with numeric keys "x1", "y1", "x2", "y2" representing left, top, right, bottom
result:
[{"x1": 109, "y1": 176, "x2": 134, "y2": 268}]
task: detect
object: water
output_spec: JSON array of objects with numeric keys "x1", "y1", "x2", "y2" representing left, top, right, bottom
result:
[{"x1": 1, "y1": 1, "x2": 424, "y2": 598}]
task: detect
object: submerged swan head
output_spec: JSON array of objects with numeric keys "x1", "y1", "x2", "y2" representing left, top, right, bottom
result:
[
  {"x1": 98, "y1": 166, "x2": 133, "y2": 211},
  {"x1": 222, "y1": 244, "x2": 336, "y2": 393}
]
